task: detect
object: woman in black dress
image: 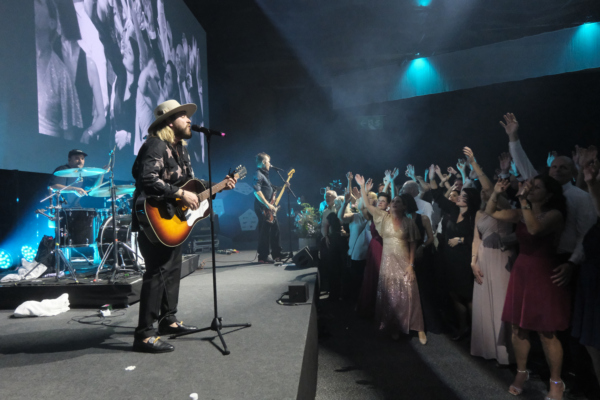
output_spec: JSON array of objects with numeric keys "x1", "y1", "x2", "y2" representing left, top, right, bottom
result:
[{"x1": 427, "y1": 164, "x2": 481, "y2": 339}]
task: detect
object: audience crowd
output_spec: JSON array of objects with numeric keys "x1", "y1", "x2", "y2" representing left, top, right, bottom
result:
[{"x1": 314, "y1": 113, "x2": 600, "y2": 400}]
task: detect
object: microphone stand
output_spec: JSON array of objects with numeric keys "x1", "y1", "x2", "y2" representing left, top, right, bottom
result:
[
  {"x1": 169, "y1": 132, "x2": 251, "y2": 355},
  {"x1": 274, "y1": 169, "x2": 297, "y2": 260}
]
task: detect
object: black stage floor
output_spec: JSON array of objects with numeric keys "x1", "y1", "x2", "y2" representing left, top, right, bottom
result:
[{"x1": 0, "y1": 251, "x2": 319, "y2": 400}]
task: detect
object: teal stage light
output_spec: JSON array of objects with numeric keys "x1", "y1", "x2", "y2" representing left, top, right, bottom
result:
[
  {"x1": 21, "y1": 245, "x2": 37, "y2": 262},
  {"x1": 0, "y1": 249, "x2": 13, "y2": 269},
  {"x1": 394, "y1": 56, "x2": 445, "y2": 99}
]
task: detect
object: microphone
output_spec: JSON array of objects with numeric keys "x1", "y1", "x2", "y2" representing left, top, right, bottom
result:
[
  {"x1": 191, "y1": 124, "x2": 226, "y2": 137},
  {"x1": 270, "y1": 165, "x2": 285, "y2": 171}
]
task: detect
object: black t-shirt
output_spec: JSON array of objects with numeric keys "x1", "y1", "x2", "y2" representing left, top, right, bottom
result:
[{"x1": 253, "y1": 168, "x2": 274, "y2": 209}]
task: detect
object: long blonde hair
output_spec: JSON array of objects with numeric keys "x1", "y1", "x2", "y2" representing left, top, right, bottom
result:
[{"x1": 150, "y1": 123, "x2": 187, "y2": 146}]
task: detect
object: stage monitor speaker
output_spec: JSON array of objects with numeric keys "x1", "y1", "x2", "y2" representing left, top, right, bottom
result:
[
  {"x1": 292, "y1": 247, "x2": 313, "y2": 269},
  {"x1": 288, "y1": 282, "x2": 309, "y2": 303}
]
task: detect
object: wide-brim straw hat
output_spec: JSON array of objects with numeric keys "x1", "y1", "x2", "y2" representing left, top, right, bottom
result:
[{"x1": 147, "y1": 99, "x2": 197, "y2": 133}]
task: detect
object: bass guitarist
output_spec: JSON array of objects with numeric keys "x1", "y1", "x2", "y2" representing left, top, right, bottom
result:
[
  {"x1": 253, "y1": 152, "x2": 287, "y2": 263},
  {"x1": 131, "y1": 99, "x2": 236, "y2": 353}
]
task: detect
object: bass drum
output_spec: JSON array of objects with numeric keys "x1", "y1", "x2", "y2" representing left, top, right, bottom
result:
[
  {"x1": 97, "y1": 215, "x2": 143, "y2": 266},
  {"x1": 60, "y1": 208, "x2": 97, "y2": 247}
]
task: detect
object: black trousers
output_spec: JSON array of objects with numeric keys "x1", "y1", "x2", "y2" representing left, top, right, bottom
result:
[
  {"x1": 256, "y1": 208, "x2": 282, "y2": 260},
  {"x1": 135, "y1": 232, "x2": 182, "y2": 339}
]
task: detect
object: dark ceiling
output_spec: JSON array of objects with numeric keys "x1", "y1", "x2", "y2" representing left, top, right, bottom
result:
[{"x1": 185, "y1": 0, "x2": 600, "y2": 76}]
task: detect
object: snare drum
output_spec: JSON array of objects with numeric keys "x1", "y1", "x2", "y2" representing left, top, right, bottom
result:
[{"x1": 59, "y1": 208, "x2": 97, "y2": 247}]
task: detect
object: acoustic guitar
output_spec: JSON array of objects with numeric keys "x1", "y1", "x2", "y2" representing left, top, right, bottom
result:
[
  {"x1": 135, "y1": 165, "x2": 247, "y2": 247},
  {"x1": 262, "y1": 168, "x2": 295, "y2": 224}
]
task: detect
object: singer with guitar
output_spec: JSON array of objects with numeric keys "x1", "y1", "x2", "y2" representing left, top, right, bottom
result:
[
  {"x1": 253, "y1": 152, "x2": 289, "y2": 263},
  {"x1": 131, "y1": 100, "x2": 236, "y2": 353}
]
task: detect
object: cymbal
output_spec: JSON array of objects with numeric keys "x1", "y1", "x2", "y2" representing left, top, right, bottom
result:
[
  {"x1": 54, "y1": 167, "x2": 107, "y2": 178},
  {"x1": 88, "y1": 185, "x2": 135, "y2": 197}
]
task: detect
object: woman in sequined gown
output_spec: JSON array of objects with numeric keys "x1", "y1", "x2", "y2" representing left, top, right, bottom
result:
[
  {"x1": 357, "y1": 192, "x2": 390, "y2": 318},
  {"x1": 356, "y1": 175, "x2": 427, "y2": 344}
]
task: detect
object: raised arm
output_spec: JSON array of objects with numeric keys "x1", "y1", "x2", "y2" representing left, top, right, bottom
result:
[
  {"x1": 500, "y1": 113, "x2": 538, "y2": 179},
  {"x1": 355, "y1": 174, "x2": 380, "y2": 218},
  {"x1": 576, "y1": 146, "x2": 598, "y2": 191},
  {"x1": 456, "y1": 158, "x2": 467, "y2": 184},
  {"x1": 338, "y1": 187, "x2": 355, "y2": 223},
  {"x1": 584, "y1": 159, "x2": 600, "y2": 217},
  {"x1": 516, "y1": 180, "x2": 564, "y2": 236},
  {"x1": 485, "y1": 179, "x2": 521, "y2": 223},
  {"x1": 390, "y1": 167, "x2": 399, "y2": 197},
  {"x1": 463, "y1": 147, "x2": 493, "y2": 194},
  {"x1": 405, "y1": 165, "x2": 416, "y2": 182},
  {"x1": 428, "y1": 164, "x2": 439, "y2": 191}
]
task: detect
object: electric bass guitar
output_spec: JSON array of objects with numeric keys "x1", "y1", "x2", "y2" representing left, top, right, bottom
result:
[
  {"x1": 135, "y1": 165, "x2": 247, "y2": 247},
  {"x1": 263, "y1": 168, "x2": 295, "y2": 224}
]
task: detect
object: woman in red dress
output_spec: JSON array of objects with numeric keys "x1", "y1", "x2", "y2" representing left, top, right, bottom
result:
[{"x1": 485, "y1": 176, "x2": 568, "y2": 400}]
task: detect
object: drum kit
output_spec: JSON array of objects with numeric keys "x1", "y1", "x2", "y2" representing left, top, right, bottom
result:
[{"x1": 37, "y1": 159, "x2": 144, "y2": 282}]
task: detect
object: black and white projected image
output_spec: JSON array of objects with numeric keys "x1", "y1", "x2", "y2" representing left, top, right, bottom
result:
[{"x1": 34, "y1": 0, "x2": 206, "y2": 162}]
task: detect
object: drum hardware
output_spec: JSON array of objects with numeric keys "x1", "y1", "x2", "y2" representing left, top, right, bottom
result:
[
  {"x1": 39, "y1": 181, "x2": 87, "y2": 282},
  {"x1": 94, "y1": 215, "x2": 144, "y2": 281},
  {"x1": 93, "y1": 146, "x2": 143, "y2": 282}
]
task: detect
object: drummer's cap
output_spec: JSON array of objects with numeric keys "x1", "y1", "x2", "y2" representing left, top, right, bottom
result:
[{"x1": 68, "y1": 149, "x2": 88, "y2": 158}]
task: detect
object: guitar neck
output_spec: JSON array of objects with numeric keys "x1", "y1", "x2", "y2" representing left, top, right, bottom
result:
[{"x1": 197, "y1": 180, "x2": 228, "y2": 202}]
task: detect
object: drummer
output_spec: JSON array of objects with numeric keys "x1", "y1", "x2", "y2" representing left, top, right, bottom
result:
[{"x1": 50, "y1": 149, "x2": 105, "y2": 208}]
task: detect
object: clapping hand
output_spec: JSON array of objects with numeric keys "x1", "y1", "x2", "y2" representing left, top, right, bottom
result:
[
  {"x1": 344, "y1": 187, "x2": 352, "y2": 202},
  {"x1": 547, "y1": 151, "x2": 557, "y2": 168},
  {"x1": 456, "y1": 158, "x2": 467, "y2": 174},
  {"x1": 355, "y1": 174, "x2": 365, "y2": 187},
  {"x1": 447, "y1": 166, "x2": 458, "y2": 176},
  {"x1": 405, "y1": 165, "x2": 416, "y2": 181},
  {"x1": 499, "y1": 113, "x2": 519, "y2": 137},
  {"x1": 428, "y1": 164, "x2": 436, "y2": 181},
  {"x1": 391, "y1": 168, "x2": 400, "y2": 180},
  {"x1": 463, "y1": 147, "x2": 476, "y2": 165},
  {"x1": 579, "y1": 145, "x2": 598, "y2": 170},
  {"x1": 352, "y1": 186, "x2": 360, "y2": 200},
  {"x1": 494, "y1": 178, "x2": 511, "y2": 194},
  {"x1": 346, "y1": 171, "x2": 354, "y2": 181},
  {"x1": 365, "y1": 178, "x2": 373, "y2": 192},
  {"x1": 510, "y1": 160, "x2": 519, "y2": 177},
  {"x1": 516, "y1": 179, "x2": 533, "y2": 198},
  {"x1": 583, "y1": 159, "x2": 600, "y2": 184}
]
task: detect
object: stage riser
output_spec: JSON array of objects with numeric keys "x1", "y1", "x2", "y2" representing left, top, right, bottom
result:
[{"x1": 0, "y1": 254, "x2": 199, "y2": 309}]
